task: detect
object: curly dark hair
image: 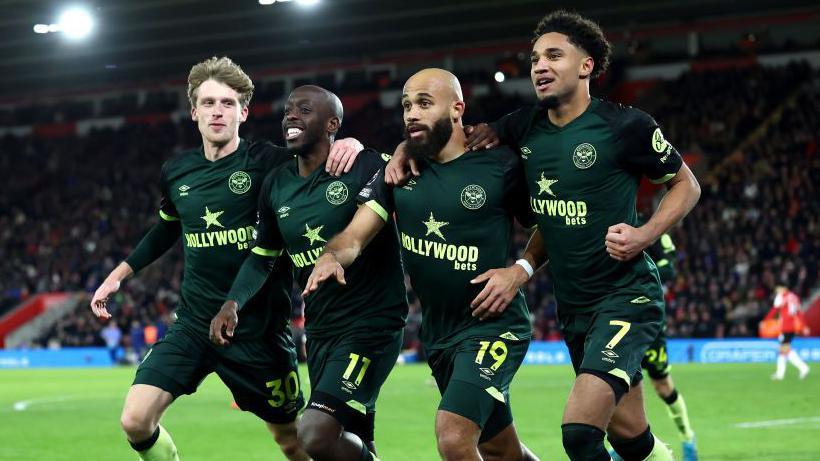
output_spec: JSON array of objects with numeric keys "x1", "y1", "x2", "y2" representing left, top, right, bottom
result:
[{"x1": 532, "y1": 10, "x2": 612, "y2": 79}]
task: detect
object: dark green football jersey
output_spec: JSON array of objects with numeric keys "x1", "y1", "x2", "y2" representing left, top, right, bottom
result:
[
  {"x1": 253, "y1": 149, "x2": 407, "y2": 339},
  {"x1": 158, "y1": 139, "x2": 293, "y2": 342},
  {"x1": 359, "y1": 147, "x2": 534, "y2": 350},
  {"x1": 494, "y1": 98, "x2": 683, "y2": 314}
]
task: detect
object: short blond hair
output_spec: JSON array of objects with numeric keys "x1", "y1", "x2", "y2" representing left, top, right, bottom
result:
[{"x1": 187, "y1": 56, "x2": 254, "y2": 108}]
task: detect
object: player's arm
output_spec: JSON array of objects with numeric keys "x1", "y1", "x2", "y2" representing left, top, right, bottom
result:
[
  {"x1": 303, "y1": 166, "x2": 393, "y2": 295},
  {"x1": 784, "y1": 294, "x2": 810, "y2": 336},
  {"x1": 470, "y1": 228, "x2": 548, "y2": 320},
  {"x1": 90, "y1": 164, "x2": 181, "y2": 319},
  {"x1": 606, "y1": 113, "x2": 701, "y2": 261},
  {"x1": 521, "y1": 228, "x2": 548, "y2": 272},
  {"x1": 762, "y1": 305, "x2": 779, "y2": 322},
  {"x1": 210, "y1": 174, "x2": 282, "y2": 346},
  {"x1": 463, "y1": 123, "x2": 500, "y2": 151},
  {"x1": 635, "y1": 163, "x2": 699, "y2": 248},
  {"x1": 210, "y1": 250, "x2": 278, "y2": 346},
  {"x1": 384, "y1": 141, "x2": 419, "y2": 186},
  {"x1": 302, "y1": 204, "x2": 386, "y2": 296},
  {"x1": 386, "y1": 107, "x2": 530, "y2": 185},
  {"x1": 258, "y1": 137, "x2": 364, "y2": 176},
  {"x1": 465, "y1": 106, "x2": 532, "y2": 151},
  {"x1": 325, "y1": 137, "x2": 365, "y2": 176},
  {"x1": 471, "y1": 152, "x2": 547, "y2": 320},
  {"x1": 796, "y1": 306, "x2": 810, "y2": 336}
]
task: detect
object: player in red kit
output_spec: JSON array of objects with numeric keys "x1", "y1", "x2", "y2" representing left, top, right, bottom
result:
[{"x1": 762, "y1": 284, "x2": 810, "y2": 380}]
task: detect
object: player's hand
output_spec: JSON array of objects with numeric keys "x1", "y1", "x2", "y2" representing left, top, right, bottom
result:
[
  {"x1": 384, "y1": 141, "x2": 420, "y2": 186},
  {"x1": 803, "y1": 326, "x2": 811, "y2": 337},
  {"x1": 302, "y1": 254, "x2": 346, "y2": 296},
  {"x1": 326, "y1": 138, "x2": 364, "y2": 176},
  {"x1": 470, "y1": 265, "x2": 529, "y2": 320},
  {"x1": 210, "y1": 301, "x2": 239, "y2": 346},
  {"x1": 90, "y1": 278, "x2": 121, "y2": 320},
  {"x1": 464, "y1": 123, "x2": 500, "y2": 151},
  {"x1": 605, "y1": 223, "x2": 652, "y2": 261}
]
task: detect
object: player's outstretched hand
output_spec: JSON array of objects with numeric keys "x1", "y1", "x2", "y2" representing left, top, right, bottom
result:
[
  {"x1": 210, "y1": 301, "x2": 239, "y2": 347},
  {"x1": 605, "y1": 223, "x2": 651, "y2": 261},
  {"x1": 384, "y1": 141, "x2": 420, "y2": 186},
  {"x1": 470, "y1": 265, "x2": 529, "y2": 320},
  {"x1": 464, "y1": 123, "x2": 500, "y2": 151},
  {"x1": 303, "y1": 254, "x2": 346, "y2": 297},
  {"x1": 90, "y1": 279, "x2": 120, "y2": 320},
  {"x1": 326, "y1": 137, "x2": 364, "y2": 176}
]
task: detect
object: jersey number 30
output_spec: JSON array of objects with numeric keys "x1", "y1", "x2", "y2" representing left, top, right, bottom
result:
[{"x1": 266, "y1": 371, "x2": 300, "y2": 408}]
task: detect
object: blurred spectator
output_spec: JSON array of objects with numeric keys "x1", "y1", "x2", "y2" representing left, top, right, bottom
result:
[
  {"x1": 100, "y1": 320, "x2": 122, "y2": 363},
  {"x1": 129, "y1": 320, "x2": 146, "y2": 360}
]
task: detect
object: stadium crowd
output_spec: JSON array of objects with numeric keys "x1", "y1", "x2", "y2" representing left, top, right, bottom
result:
[{"x1": 1, "y1": 62, "x2": 817, "y2": 356}]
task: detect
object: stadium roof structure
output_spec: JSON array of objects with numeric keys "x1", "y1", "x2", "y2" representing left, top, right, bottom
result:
[{"x1": 1, "y1": 0, "x2": 817, "y2": 98}]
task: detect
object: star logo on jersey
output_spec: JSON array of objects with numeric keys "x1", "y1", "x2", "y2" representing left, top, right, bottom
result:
[
  {"x1": 536, "y1": 173, "x2": 558, "y2": 197},
  {"x1": 302, "y1": 223, "x2": 327, "y2": 246},
  {"x1": 422, "y1": 212, "x2": 448, "y2": 241},
  {"x1": 200, "y1": 206, "x2": 225, "y2": 229}
]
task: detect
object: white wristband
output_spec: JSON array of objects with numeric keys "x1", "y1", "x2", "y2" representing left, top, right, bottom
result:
[{"x1": 515, "y1": 258, "x2": 534, "y2": 279}]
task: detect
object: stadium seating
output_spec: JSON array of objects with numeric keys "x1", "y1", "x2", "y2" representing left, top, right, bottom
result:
[{"x1": 2, "y1": 62, "x2": 816, "y2": 354}]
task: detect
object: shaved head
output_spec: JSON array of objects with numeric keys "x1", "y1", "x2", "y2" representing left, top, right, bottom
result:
[
  {"x1": 284, "y1": 85, "x2": 344, "y2": 157},
  {"x1": 292, "y1": 84, "x2": 344, "y2": 123},
  {"x1": 401, "y1": 68, "x2": 468, "y2": 162},
  {"x1": 403, "y1": 68, "x2": 463, "y2": 103}
]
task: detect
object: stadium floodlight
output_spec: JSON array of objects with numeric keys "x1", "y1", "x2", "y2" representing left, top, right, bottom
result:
[
  {"x1": 57, "y1": 6, "x2": 94, "y2": 40},
  {"x1": 295, "y1": 0, "x2": 320, "y2": 6},
  {"x1": 33, "y1": 24, "x2": 49, "y2": 34},
  {"x1": 494, "y1": 71, "x2": 506, "y2": 83},
  {"x1": 258, "y1": 0, "x2": 276, "y2": 4}
]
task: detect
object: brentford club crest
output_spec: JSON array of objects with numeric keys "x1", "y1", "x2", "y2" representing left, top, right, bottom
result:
[{"x1": 572, "y1": 143, "x2": 597, "y2": 169}]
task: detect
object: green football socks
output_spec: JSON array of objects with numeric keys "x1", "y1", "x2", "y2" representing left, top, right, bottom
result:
[
  {"x1": 664, "y1": 390, "x2": 695, "y2": 441},
  {"x1": 130, "y1": 425, "x2": 180, "y2": 461}
]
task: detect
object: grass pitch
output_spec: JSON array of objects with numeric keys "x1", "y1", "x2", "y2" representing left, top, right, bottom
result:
[{"x1": 0, "y1": 363, "x2": 817, "y2": 460}]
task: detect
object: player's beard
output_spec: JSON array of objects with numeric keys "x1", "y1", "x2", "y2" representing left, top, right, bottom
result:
[
  {"x1": 405, "y1": 115, "x2": 453, "y2": 162},
  {"x1": 537, "y1": 94, "x2": 560, "y2": 110}
]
